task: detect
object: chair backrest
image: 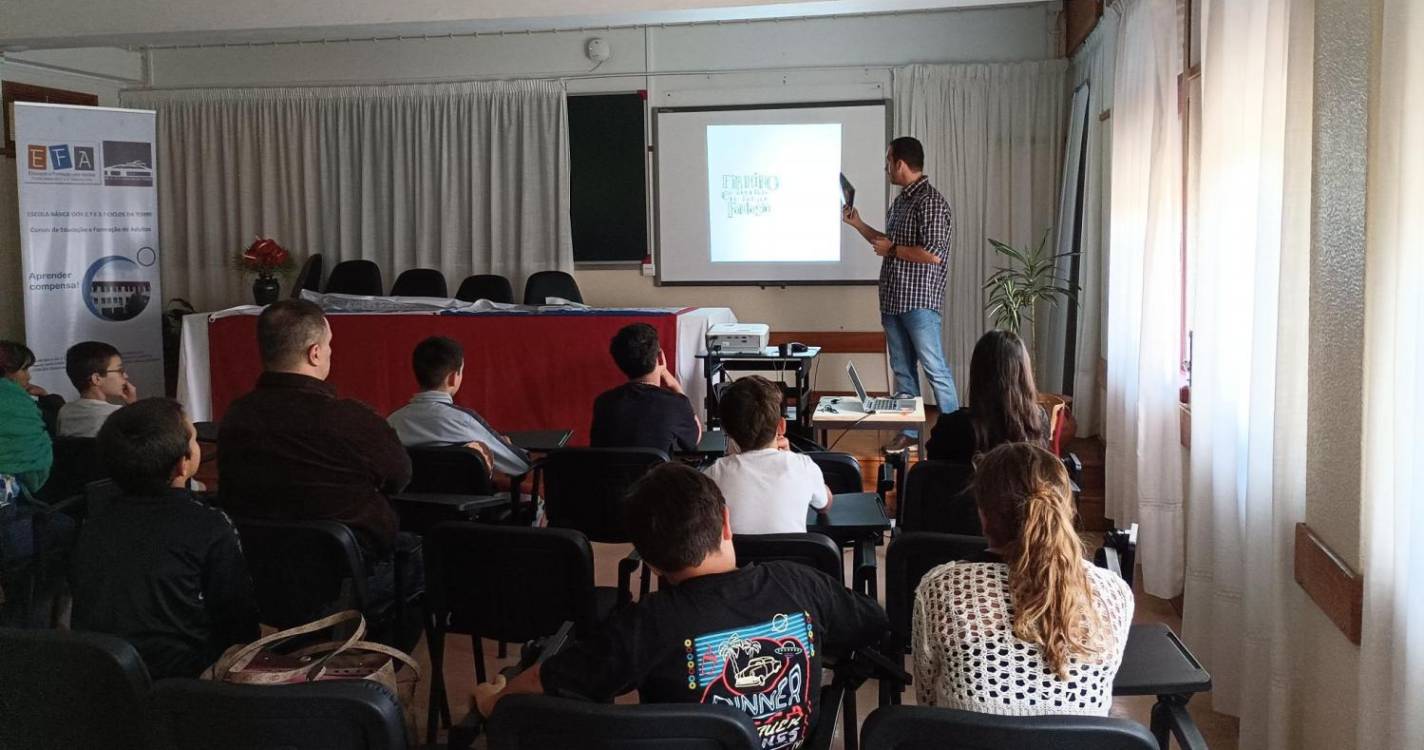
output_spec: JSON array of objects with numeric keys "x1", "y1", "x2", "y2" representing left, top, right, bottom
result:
[
  {"x1": 0, "y1": 627, "x2": 152, "y2": 750},
  {"x1": 522, "y1": 270, "x2": 583, "y2": 305},
  {"x1": 860, "y1": 705, "x2": 1157, "y2": 750},
  {"x1": 36, "y1": 436, "x2": 103, "y2": 503},
  {"x1": 427, "y1": 522, "x2": 600, "y2": 643},
  {"x1": 899, "y1": 460, "x2": 980, "y2": 535},
  {"x1": 540, "y1": 448, "x2": 667, "y2": 543},
  {"x1": 146, "y1": 678, "x2": 408, "y2": 750},
  {"x1": 884, "y1": 532, "x2": 988, "y2": 654},
  {"x1": 232, "y1": 518, "x2": 368, "y2": 628},
  {"x1": 733, "y1": 532, "x2": 844, "y2": 585},
  {"x1": 455, "y1": 274, "x2": 514, "y2": 303},
  {"x1": 406, "y1": 446, "x2": 495, "y2": 496},
  {"x1": 291, "y1": 253, "x2": 324, "y2": 298},
  {"x1": 487, "y1": 694, "x2": 759, "y2": 750},
  {"x1": 804, "y1": 451, "x2": 864, "y2": 494},
  {"x1": 389, "y1": 268, "x2": 449, "y2": 298},
  {"x1": 325, "y1": 260, "x2": 385, "y2": 296}
]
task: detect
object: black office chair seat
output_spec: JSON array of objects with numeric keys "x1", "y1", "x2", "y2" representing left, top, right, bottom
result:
[
  {"x1": 861, "y1": 705, "x2": 1158, "y2": 750},
  {"x1": 487, "y1": 694, "x2": 759, "y2": 750},
  {"x1": 733, "y1": 532, "x2": 844, "y2": 585},
  {"x1": 522, "y1": 270, "x2": 583, "y2": 305},
  {"x1": 325, "y1": 259, "x2": 384, "y2": 296},
  {"x1": 456, "y1": 274, "x2": 514, "y2": 304},
  {"x1": 805, "y1": 451, "x2": 865, "y2": 495},
  {"x1": 0, "y1": 628, "x2": 152, "y2": 750},
  {"x1": 146, "y1": 678, "x2": 408, "y2": 750},
  {"x1": 899, "y1": 460, "x2": 979, "y2": 535}
]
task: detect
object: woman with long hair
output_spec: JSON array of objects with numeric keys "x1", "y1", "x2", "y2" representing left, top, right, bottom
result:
[
  {"x1": 912, "y1": 442, "x2": 1132, "y2": 715},
  {"x1": 925, "y1": 329, "x2": 1048, "y2": 462}
]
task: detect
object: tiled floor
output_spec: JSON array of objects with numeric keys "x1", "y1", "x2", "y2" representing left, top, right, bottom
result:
[{"x1": 405, "y1": 428, "x2": 1240, "y2": 749}]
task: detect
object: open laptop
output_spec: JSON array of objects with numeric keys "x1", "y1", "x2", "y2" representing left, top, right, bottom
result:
[{"x1": 847, "y1": 362, "x2": 915, "y2": 413}]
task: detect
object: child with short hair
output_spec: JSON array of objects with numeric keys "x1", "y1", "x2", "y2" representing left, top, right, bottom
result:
[
  {"x1": 57, "y1": 341, "x2": 138, "y2": 437},
  {"x1": 704, "y1": 375, "x2": 831, "y2": 534}
]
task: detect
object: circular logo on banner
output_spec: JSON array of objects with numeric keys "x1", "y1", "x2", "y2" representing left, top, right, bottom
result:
[
  {"x1": 135, "y1": 246, "x2": 157, "y2": 267},
  {"x1": 83, "y1": 255, "x2": 152, "y2": 322}
]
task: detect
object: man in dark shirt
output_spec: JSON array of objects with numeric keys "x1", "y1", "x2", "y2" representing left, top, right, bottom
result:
[
  {"x1": 72, "y1": 398, "x2": 258, "y2": 679},
  {"x1": 218, "y1": 299, "x2": 411, "y2": 556},
  {"x1": 474, "y1": 464, "x2": 887, "y2": 749},
  {"x1": 589, "y1": 323, "x2": 701, "y2": 453}
]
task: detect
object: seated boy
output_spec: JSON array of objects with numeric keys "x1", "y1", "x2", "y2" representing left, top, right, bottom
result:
[
  {"x1": 71, "y1": 398, "x2": 259, "y2": 679},
  {"x1": 705, "y1": 376, "x2": 832, "y2": 535},
  {"x1": 388, "y1": 336, "x2": 531, "y2": 481},
  {"x1": 589, "y1": 323, "x2": 701, "y2": 454},
  {"x1": 57, "y1": 341, "x2": 138, "y2": 437},
  {"x1": 473, "y1": 464, "x2": 887, "y2": 748}
]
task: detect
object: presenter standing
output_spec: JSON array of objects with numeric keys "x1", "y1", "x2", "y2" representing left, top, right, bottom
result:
[{"x1": 842, "y1": 136, "x2": 958, "y2": 452}]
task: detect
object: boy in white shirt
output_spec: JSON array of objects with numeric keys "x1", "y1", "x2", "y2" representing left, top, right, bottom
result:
[
  {"x1": 57, "y1": 341, "x2": 138, "y2": 438},
  {"x1": 704, "y1": 376, "x2": 831, "y2": 535}
]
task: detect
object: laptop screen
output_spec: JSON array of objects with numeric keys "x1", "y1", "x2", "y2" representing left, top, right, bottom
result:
[{"x1": 846, "y1": 362, "x2": 871, "y2": 403}]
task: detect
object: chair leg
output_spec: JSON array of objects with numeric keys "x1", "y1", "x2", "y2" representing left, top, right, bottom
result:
[
  {"x1": 473, "y1": 635, "x2": 488, "y2": 684},
  {"x1": 841, "y1": 680, "x2": 859, "y2": 750},
  {"x1": 426, "y1": 624, "x2": 446, "y2": 744}
]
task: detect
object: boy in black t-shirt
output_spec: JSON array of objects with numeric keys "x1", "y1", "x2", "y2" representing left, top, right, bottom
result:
[
  {"x1": 589, "y1": 322, "x2": 702, "y2": 454},
  {"x1": 473, "y1": 464, "x2": 887, "y2": 749}
]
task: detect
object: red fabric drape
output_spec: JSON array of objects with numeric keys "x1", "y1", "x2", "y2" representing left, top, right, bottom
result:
[{"x1": 207, "y1": 311, "x2": 684, "y2": 445}]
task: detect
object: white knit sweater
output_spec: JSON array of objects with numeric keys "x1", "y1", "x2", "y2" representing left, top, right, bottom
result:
[{"x1": 911, "y1": 560, "x2": 1134, "y2": 716}]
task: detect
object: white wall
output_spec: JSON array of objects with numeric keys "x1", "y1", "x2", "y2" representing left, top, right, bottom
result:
[
  {"x1": 130, "y1": 6, "x2": 1056, "y2": 393},
  {"x1": 0, "y1": 49, "x2": 143, "y2": 341}
]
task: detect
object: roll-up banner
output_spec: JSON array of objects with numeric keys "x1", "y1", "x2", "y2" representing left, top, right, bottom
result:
[{"x1": 14, "y1": 102, "x2": 162, "y2": 400}]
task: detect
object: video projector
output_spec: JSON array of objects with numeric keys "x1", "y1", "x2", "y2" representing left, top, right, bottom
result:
[{"x1": 706, "y1": 323, "x2": 770, "y2": 355}]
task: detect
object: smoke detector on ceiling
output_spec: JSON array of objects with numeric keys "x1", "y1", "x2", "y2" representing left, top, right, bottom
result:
[{"x1": 585, "y1": 37, "x2": 611, "y2": 63}]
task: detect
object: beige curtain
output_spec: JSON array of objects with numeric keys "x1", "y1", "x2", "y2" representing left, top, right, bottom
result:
[
  {"x1": 892, "y1": 60, "x2": 1068, "y2": 406},
  {"x1": 1358, "y1": 0, "x2": 1424, "y2": 746},
  {"x1": 122, "y1": 80, "x2": 572, "y2": 311},
  {"x1": 1103, "y1": 0, "x2": 1185, "y2": 598},
  {"x1": 1179, "y1": 0, "x2": 1313, "y2": 745}
]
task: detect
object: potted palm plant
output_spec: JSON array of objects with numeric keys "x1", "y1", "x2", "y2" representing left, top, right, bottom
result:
[{"x1": 983, "y1": 229, "x2": 1079, "y2": 449}]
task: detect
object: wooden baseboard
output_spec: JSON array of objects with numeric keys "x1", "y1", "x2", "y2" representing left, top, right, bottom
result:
[
  {"x1": 1294, "y1": 523, "x2": 1363, "y2": 643},
  {"x1": 769, "y1": 331, "x2": 885, "y2": 354}
]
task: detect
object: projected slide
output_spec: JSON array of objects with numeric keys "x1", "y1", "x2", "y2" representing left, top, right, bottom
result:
[{"x1": 706, "y1": 123, "x2": 842, "y2": 263}]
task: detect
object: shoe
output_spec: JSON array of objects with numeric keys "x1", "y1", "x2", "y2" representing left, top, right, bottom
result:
[{"x1": 882, "y1": 434, "x2": 917, "y2": 454}]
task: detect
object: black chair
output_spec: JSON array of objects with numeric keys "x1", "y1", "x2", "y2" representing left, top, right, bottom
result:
[
  {"x1": 898, "y1": 460, "x2": 979, "y2": 535},
  {"x1": 36, "y1": 436, "x2": 103, "y2": 504},
  {"x1": 539, "y1": 448, "x2": 667, "y2": 601},
  {"x1": 395, "y1": 446, "x2": 511, "y2": 534},
  {"x1": 325, "y1": 259, "x2": 385, "y2": 296},
  {"x1": 860, "y1": 705, "x2": 1158, "y2": 750},
  {"x1": 233, "y1": 518, "x2": 422, "y2": 652},
  {"x1": 805, "y1": 451, "x2": 865, "y2": 494},
  {"x1": 733, "y1": 532, "x2": 844, "y2": 585},
  {"x1": 883, "y1": 531, "x2": 988, "y2": 705},
  {"x1": 456, "y1": 274, "x2": 515, "y2": 303},
  {"x1": 291, "y1": 253, "x2": 324, "y2": 298},
  {"x1": 522, "y1": 270, "x2": 583, "y2": 305},
  {"x1": 390, "y1": 268, "x2": 449, "y2": 298},
  {"x1": 486, "y1": 694, "x2": 759, "y2": 750},
  {"x1": 425, "y1": 522, "x2": 626, "y2": 740},
  {"x1": 146, "y1": 678, "x2": 408, "y2": 750},
  {"x1": 0, "y1": 628, "x2": 152, "y2": 749}
]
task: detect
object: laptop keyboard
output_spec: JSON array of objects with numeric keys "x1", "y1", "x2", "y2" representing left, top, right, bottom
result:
[{"x1": 870, "y1": 398, "x2": 905, "y2": 411}]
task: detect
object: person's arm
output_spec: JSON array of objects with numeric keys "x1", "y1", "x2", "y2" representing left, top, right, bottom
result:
[
  {"x1": 911, "y1": 581, "x2": 941, "y2": 706},
  {"x1": 842, "y1": 207, "x2": 886, "y2": 244},
  {"x1": 671, "y1": 393, "x2": 702, "y2": 452},
  {"x1": 804, "y1": 457, "x2": 832, "y2": 512},
  {"x1": 888, "y1": 199, "x2": 951, "y2": 266},
  {"x1": 808, "y1": 569, "x2": 888, "y2": 652},
  {"x1": 203, "y1": 515, "x2": 261, "y2": 648},
  {"x1": 352, "y1": 404, "x2": 413, "y2": 494},
  {"x1": 473, "y1": 664, "x2": 543, "y2": 719}
]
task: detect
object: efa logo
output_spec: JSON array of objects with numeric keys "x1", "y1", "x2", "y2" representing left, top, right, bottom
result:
[{"x1": 27, "y1": 144, "x2": 96, "y2": 172}]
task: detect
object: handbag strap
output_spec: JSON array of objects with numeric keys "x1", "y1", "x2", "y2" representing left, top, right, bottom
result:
[{"x1": 216, "y1": 609, "x2": 366, "y2": 681}]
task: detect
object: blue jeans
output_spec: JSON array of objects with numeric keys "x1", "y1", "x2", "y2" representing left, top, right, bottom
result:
[{"x1": 882, "y1": 309, "x2": 959, "y2": 438}]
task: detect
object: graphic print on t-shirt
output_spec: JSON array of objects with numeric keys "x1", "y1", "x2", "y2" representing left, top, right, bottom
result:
[{"x1": 685, "y1": 612, "x2": 816, "y2": 750}]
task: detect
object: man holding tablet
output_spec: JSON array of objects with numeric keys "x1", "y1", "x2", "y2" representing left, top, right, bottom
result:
[{"x1": 842, "y1": 136, "x2": 958, "y2": 452}]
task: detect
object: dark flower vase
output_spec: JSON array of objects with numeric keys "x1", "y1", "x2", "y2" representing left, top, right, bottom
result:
[{"x1": 252, "y1": 274, "x2": 280, "y2": 305}]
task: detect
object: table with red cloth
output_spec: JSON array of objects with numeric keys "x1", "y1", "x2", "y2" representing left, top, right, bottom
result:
[{"x1": 177, "y1": 306, "x2": 736, "y2": 446}]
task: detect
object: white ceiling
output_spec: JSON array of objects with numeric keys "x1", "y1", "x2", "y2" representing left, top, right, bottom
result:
[{"x1": 2, "y1": 0, "x2": 1053, "y2": 50}]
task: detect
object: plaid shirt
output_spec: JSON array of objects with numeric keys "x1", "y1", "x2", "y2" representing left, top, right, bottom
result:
[{"x1": 879, "y1": 176, "x2": 952, "y2": 315}]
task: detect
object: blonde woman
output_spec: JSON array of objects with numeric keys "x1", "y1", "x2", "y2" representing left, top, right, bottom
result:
[{"x1": 911, "y1": 442, "x2": 1133, "y2": 715}]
